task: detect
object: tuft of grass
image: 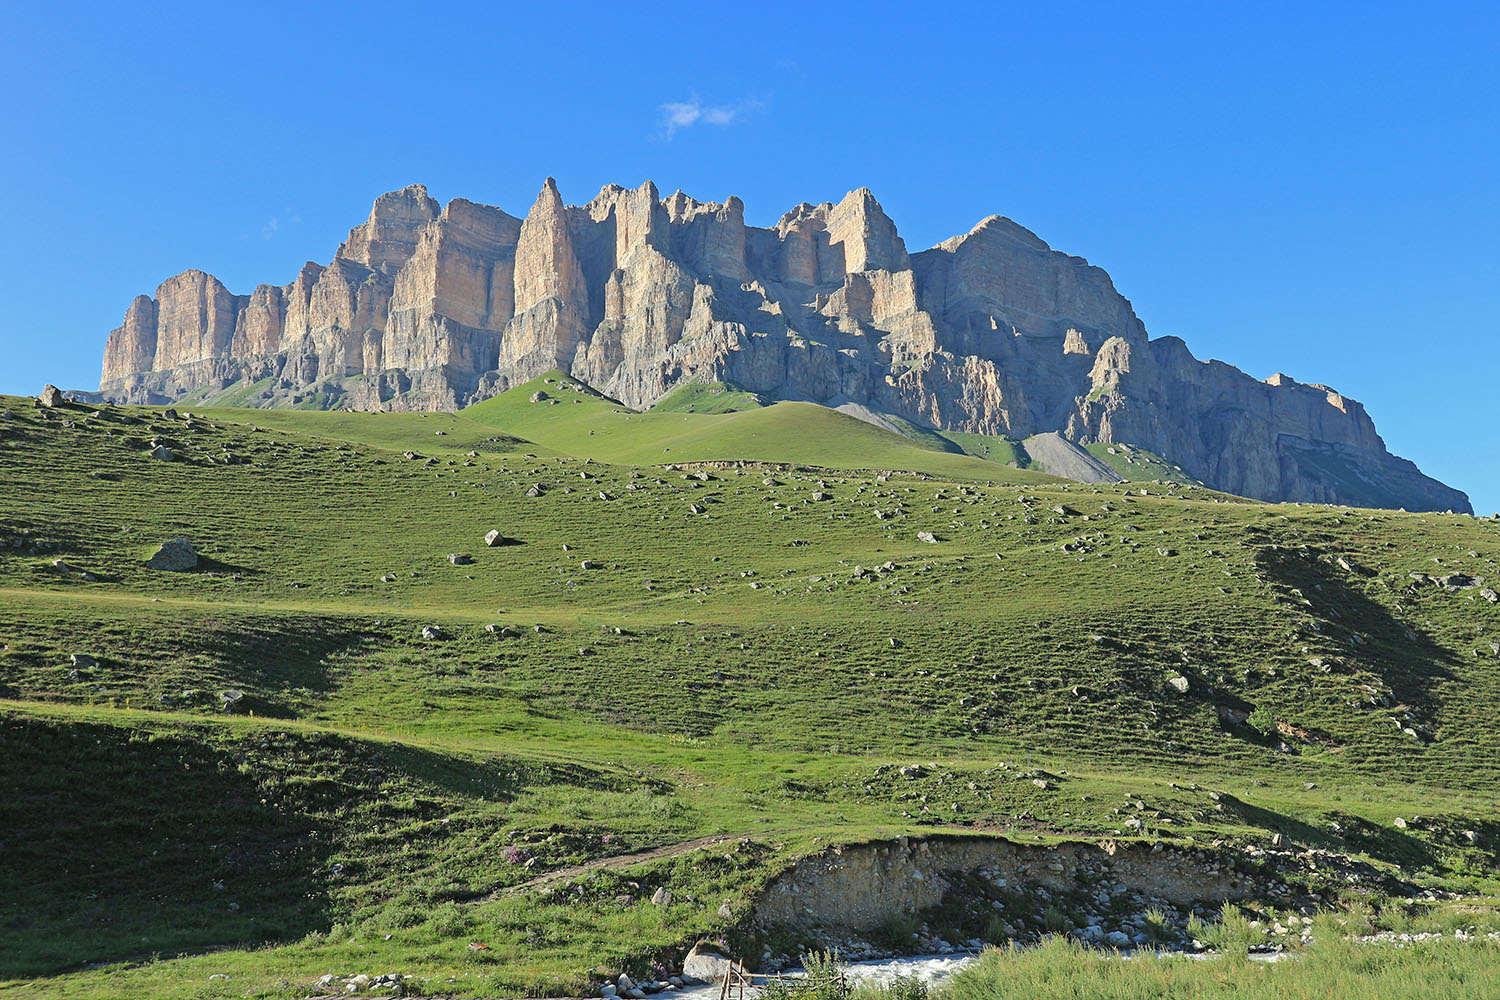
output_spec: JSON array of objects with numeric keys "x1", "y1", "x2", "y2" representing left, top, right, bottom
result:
[
  {"x1": 943, "y1": 933, "x2": 1500, "y2": 1000},
  {"x1": 1187, "y1": 903, "x2": 1266, "y2": 956}
]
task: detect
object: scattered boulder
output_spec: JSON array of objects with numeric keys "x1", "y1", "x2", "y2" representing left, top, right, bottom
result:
[
  {"x1": 1480, "y1": 588, "x2": 1497, "y2": 604},
  {"x1": 449, "y1": 553, "x2": 474, "y2": 566},
  {"x1": 37, "y1": 384, "x2": 64, "y2": 408},
  {"x1": 149, "y1": 445, "x2": 174, "y2": 462},
  {"x1": 530, "y1": 390, "x2": 550, "y2": 403},
  {"x1": 421, "y1": 626, "x2": 444, "y2": 640},
  {"x1": 580, "y1": 559, "x2": 596, "y2": 570},
  {"x1": 219, "y1": 689, "x2": 244, "y2": 712},
  {"x1": 484, "y1": 530, "x2": 505, "y2": 547},
  {"x1": 916, "y1": 531, "x2": 940, "y2": 543},
  {"x1": 146, "y1": 538, "x2": 198, "y2": 571},
  {"x1": 650, "y1": 886, "x2": 673, "y2": 906},
  {"x1": 681, "y1": 941, "x2": 732, "y2": 984},
  {"x1": 69, "y1": 653, "x2": 98, "y2": 669},
  {"x1": 1166, "y1": 674, "x2": 1190, "y2": 694}
]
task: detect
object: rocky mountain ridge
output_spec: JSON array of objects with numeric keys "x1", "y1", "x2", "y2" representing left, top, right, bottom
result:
[{"x1": 96, "y1": 180, "x2": 1469, "y2": 512}]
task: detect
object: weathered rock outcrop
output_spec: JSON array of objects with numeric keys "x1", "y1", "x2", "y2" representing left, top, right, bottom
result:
[
  {"x1": 753, "y1": 835, "x2": 1258, "y2": 936},
  {"x1": 96, "y1": 179, "x2": 1470, "y2": 512}
]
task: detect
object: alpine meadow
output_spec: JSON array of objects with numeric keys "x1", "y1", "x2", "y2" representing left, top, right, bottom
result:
[{"x1": 5, "y1": 4, "x2": 1500, "y2": 997}]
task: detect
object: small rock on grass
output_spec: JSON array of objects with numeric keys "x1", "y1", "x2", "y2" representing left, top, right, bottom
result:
[{"x1": 146, "y1": 538, "x2": 198, "y2": 571}]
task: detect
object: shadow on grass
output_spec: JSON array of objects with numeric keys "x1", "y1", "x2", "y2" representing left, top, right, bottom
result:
[
  {"x1": 0, "y1": 607, "x2": 374, "y2": 719},
  {"x1": 0, "y1": 715, "x2": 331, "y2": 978},
  {"x1": 0, "y1": 713, "x2": 629, "y2": 978},
  {"x1": 1255, "y1": 545, "x2": 1458, "y2": 716}
]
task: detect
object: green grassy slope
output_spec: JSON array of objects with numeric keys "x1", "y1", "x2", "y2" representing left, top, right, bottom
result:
[
  {"x1": 2, "y1": 393, "x2": 1499, "y2": 997},
  {"x1": 187, "y1": 406, "x2": 539, "y2": 457},
  {"x1": 649, "y1": 380, "x2": 770, "y2": 414},
  {"x1": 1084, "y1": 441, "x2": 1205, "y2": 484},
  {"x1": 934, "y1": 429, "x2": 1029, "y2": 467},
  {"x1": 463, "y1": 373, "x2": 1054, "y2": 482}
]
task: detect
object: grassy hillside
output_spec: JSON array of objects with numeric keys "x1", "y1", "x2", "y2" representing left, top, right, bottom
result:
[
  {"x1": 1084, "y1": 441, "x2": 1205, "y2": 484},
  {"x1": 2, "y1": 392, "x2": 1499, "y2": 998},
  {"x1": 463, "y1": 373, "x2": 1053, "y2": 482},
  {"x1": 649, "y1": 380, "x2": 770, "y2": 414}
]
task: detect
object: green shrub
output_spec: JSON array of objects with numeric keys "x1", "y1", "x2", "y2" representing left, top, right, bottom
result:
[
  {"x1": 873, "y1": 913, "x2": 920, "y2": 950},
  {"x1": 854, "y1": 976, "x2": 928, "y2": 1000},
  {"x1": 762, "y1": 951, "x2": 852, "y2": 1000},
  {"x1": 1186, "y1": 903, "x2": 1265, "y2": 955},
  {"x1": 1042, "y1": 905, "x2": 1071, "y2": 934}
]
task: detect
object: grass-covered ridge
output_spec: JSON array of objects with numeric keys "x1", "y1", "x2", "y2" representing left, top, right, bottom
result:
[
  {"x1": 1, "y1": 391, "x2": 1498, "y2": 998},
  {"x1": 463, "y1": 373, "x2": 1053, "y2": 481},
  {"x1": 649, "y1": 380, "x2": 770, "y2": 414}
]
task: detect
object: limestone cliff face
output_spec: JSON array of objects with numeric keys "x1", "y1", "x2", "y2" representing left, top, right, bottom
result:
[{"x1": 96, "y1": 179, "x2": 1470, "y2": 512}]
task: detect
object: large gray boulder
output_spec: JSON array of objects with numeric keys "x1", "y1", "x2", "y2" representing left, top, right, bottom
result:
[
  {"x1": 37, "y1": 384, "x2": 64, "y2": 408},
  {"x1": 681, "y1": 941, "x2": 732, "y2": 984},
  {"x1": 146, "y1": 538, "x2": 198, "y2": 571}
]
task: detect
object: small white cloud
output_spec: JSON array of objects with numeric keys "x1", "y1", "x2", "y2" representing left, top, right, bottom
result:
[
  {"x1": 659, "y1": 95, "x2": 762, "y2": 139},
  {"x1": 261, "y1": 217, "x2": 279, "y2": 240}
]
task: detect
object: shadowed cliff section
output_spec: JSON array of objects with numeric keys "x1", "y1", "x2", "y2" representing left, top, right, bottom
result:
[{"x1": 94, "y1": 180, "x2": 1469, "y2": 513}]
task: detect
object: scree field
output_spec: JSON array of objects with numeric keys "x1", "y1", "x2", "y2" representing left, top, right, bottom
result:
[{"x1": 2, "y1": 374, "x2": 1499, "y2": 999}]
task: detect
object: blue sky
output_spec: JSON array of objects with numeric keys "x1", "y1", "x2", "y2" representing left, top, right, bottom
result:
[{"x1": 1, "y1": 1, "x2": 1495, "y2": 512}]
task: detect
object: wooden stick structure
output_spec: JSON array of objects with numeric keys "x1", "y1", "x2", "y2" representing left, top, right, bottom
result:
[{"x1": 717, "y1": 960, "x2": 752, "y2": 1000}]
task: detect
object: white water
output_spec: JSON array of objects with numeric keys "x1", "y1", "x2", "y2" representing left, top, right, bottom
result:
[
  {"x1": 674, "y1": 952, "x2": 982, "y2": 1000},
  {"x1": 668, "y1": 946, "x2": 1305, "y2": 1000}
]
